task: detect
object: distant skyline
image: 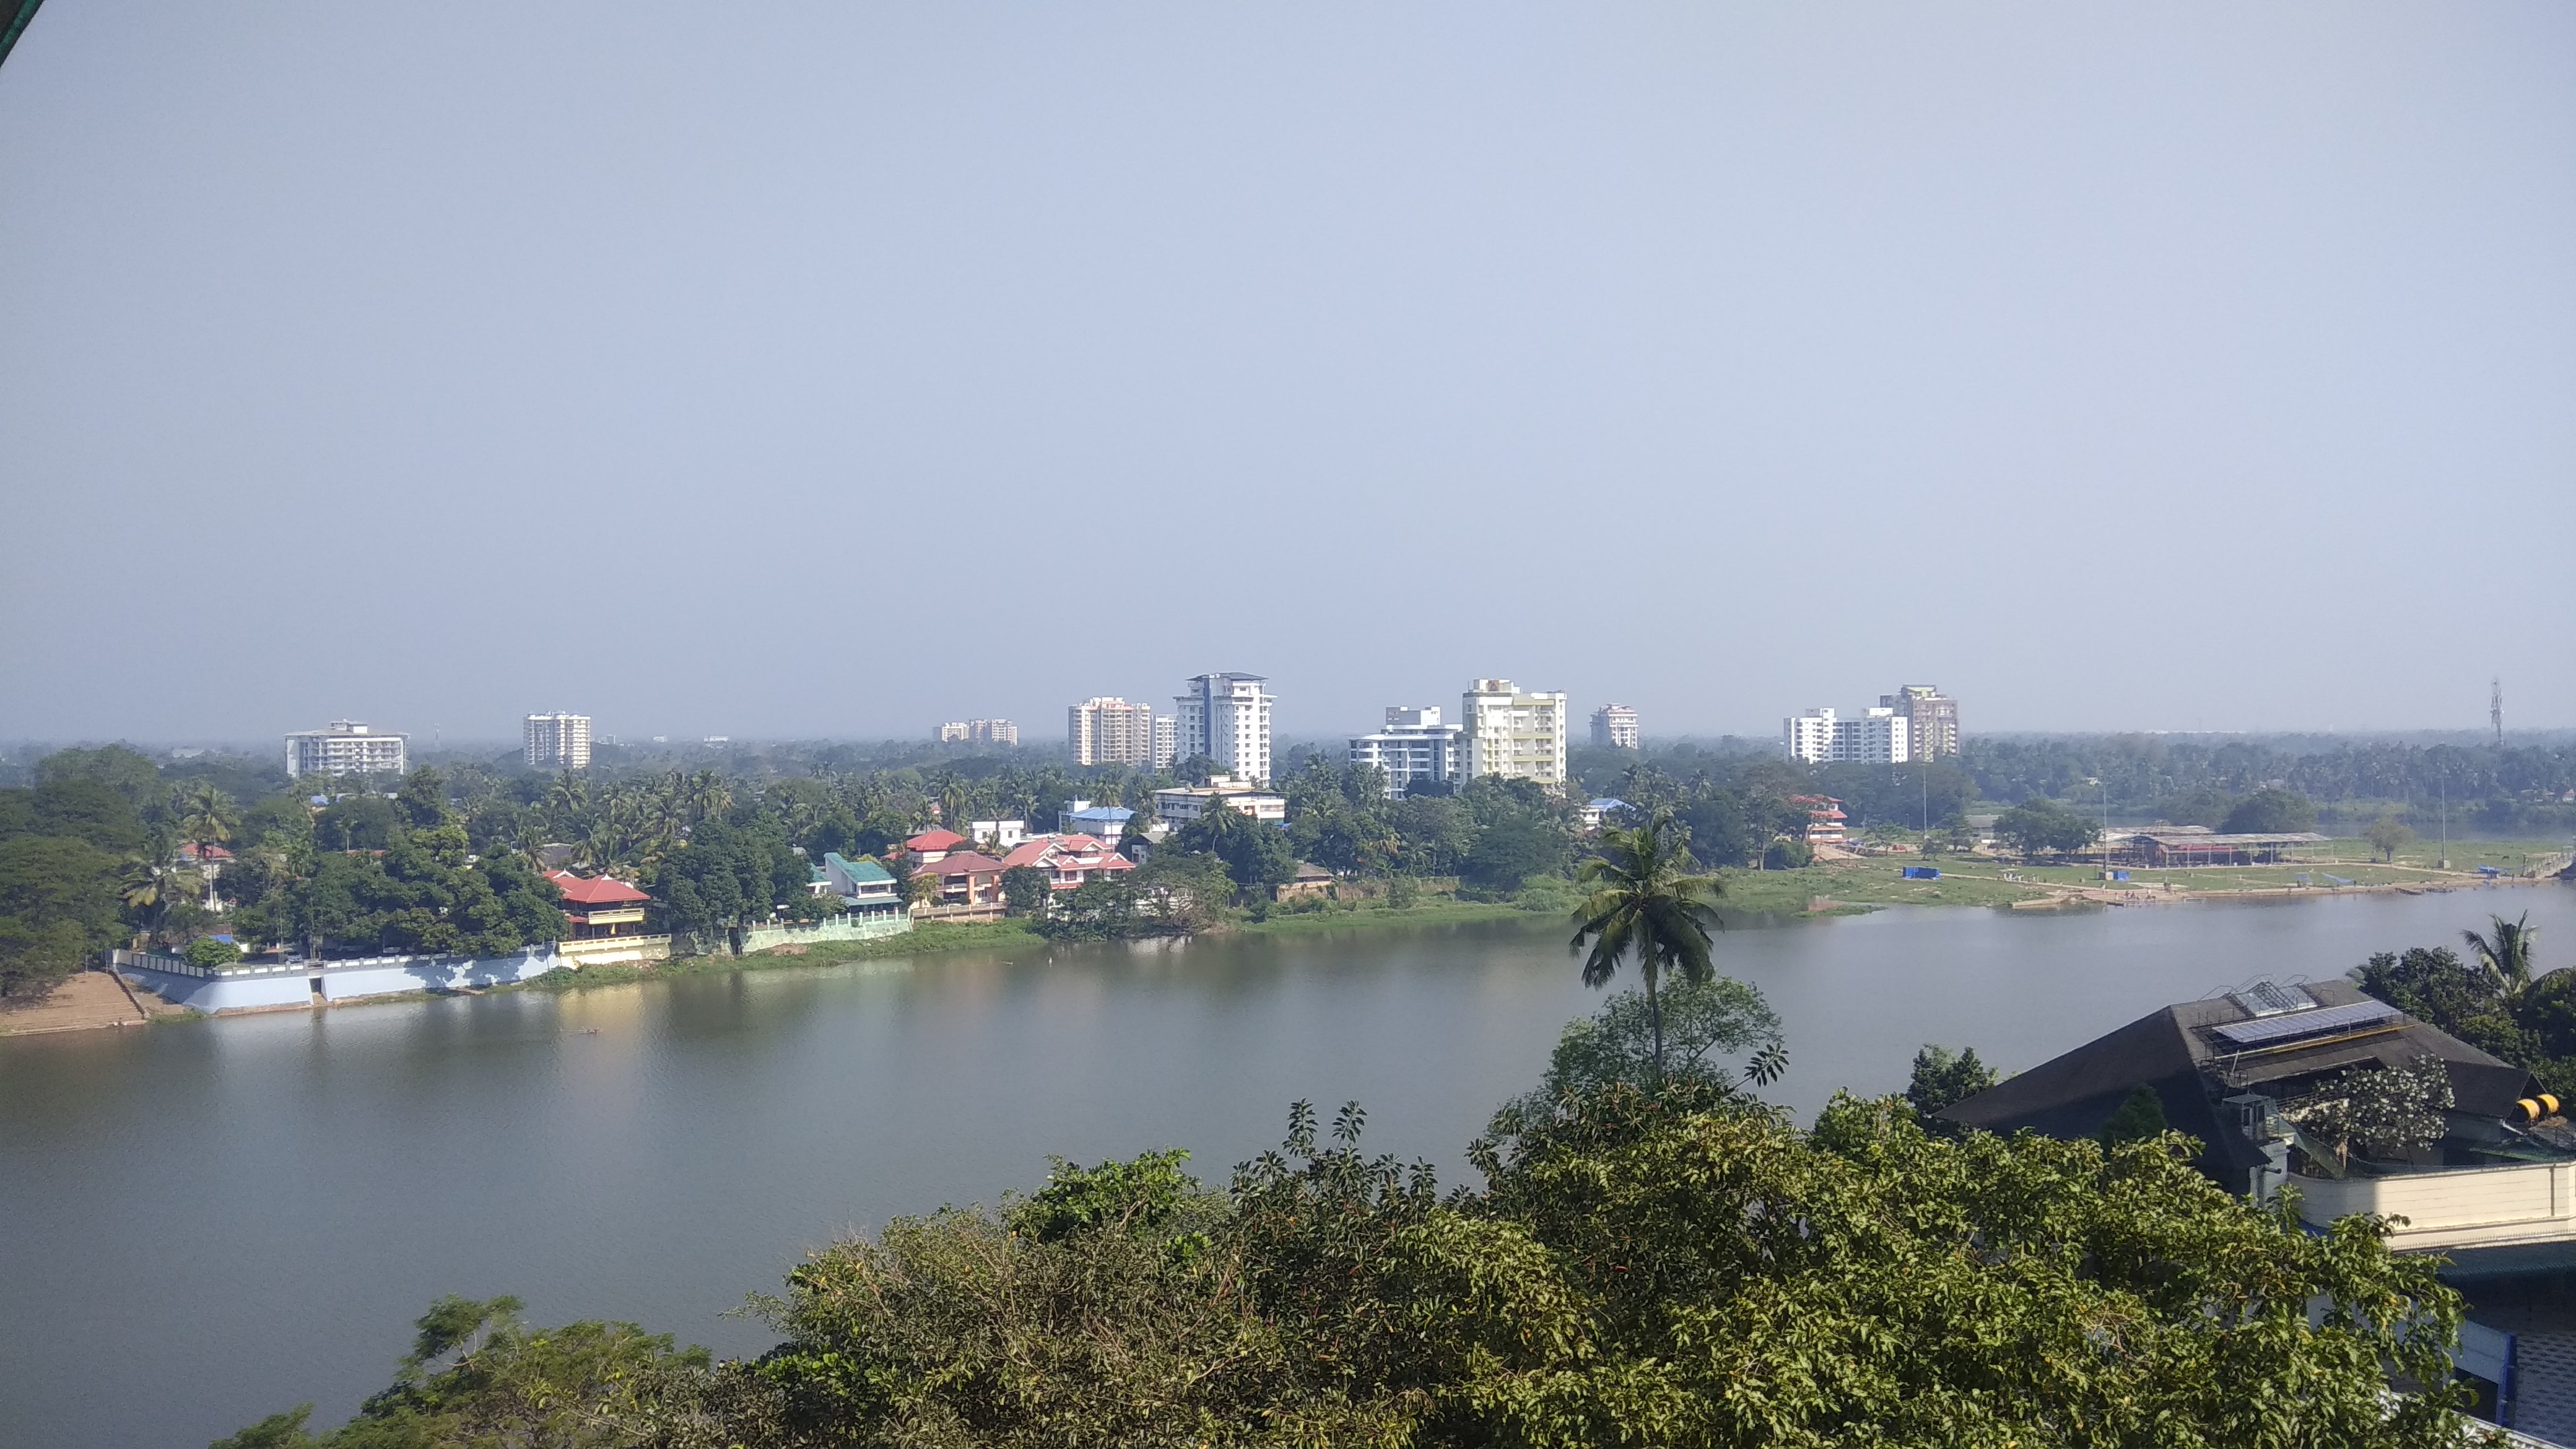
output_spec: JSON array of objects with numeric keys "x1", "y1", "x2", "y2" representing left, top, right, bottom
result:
[{"x1": 4, "y1": 4, "x2": 2570, "y2": 742}]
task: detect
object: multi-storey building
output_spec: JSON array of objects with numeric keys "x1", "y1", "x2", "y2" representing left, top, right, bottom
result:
[
  {"x1": 1783, "y1": 706, "x2": 1910, "y2": 764},
  {"x1": 1151, "y1": 715, "x2": 1178, "y2": 769},
  {"x1": 1590, "y1": 703, "x2": 1640, "y2": 750},
  {"x1": 1175, "y1": 673, "x2": 1273, "y2": 783},
  {"x1": 524, "y1": 712, "x2": 592, "y2": 770},
  {"x1": 1460, "y1": 679, "x2": 1569, "y2": 790},
  {"x1": 1347, "y1": 707, "x2": 1462, "y2": 799},
  {"x1": 284, "y1": 720, "x2": 409, "y2": 779},
  {"x1": 1152, "y1": 775, "x2": 1290, "y2": 827},
  {"x1": 937, "y1": 719, "x2": 1019, "y2": 746},
  {"x1": 1882, "y1": 685, "x2": 1960, "y2": 759},
  {"x1": 1068, "y1": 697, "x2": 1157, "y2": 767}
]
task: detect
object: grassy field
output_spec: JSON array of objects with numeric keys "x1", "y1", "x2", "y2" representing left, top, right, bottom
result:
[{"x1": 1785, "y1": 835, "x2": 2569, "y2": 907}]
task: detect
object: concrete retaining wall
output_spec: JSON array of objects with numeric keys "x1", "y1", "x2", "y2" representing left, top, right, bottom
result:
[
  {"x1": 114, "y1": 949, "x2": 560, "y2": 1014},
  {"x1": 736, "y1": 912, "x2": 912, "y2": 954}
]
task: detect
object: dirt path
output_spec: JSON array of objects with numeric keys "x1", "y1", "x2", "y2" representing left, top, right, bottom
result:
[{"x1": 0, "y1": 970, "x2": 155, "y2": 1036}]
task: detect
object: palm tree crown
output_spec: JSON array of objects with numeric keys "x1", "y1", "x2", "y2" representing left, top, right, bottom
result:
[
  {"x1": 1570, "y1": 809, "x2": 1724, "y2": 1079},
  {"x1": 2463, "y1": 912, "x2": 2539, "y2": 993}
]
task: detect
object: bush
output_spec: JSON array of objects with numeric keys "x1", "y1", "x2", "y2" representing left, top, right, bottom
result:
[{"x1": 184, "y1": 936, "x2": 242, "y2": 969}]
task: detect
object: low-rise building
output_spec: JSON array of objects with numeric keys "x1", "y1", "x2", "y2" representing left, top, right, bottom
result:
[
  {"x1": 1060, "y1": 801, "x2": 1137, "y2": 840},
  {"x1": 285, "y1": 720, "x2": 409, "y2": 778},
  {"x1": 524, "y1": 713, "x2": 592, "y2": 770},
  {"x1": 2109, "y1": 827, "x2": 2330, "y2": 868},
  {"x1": 1460, "y1": 679, "x2": 1569, "y2": 790},
  {"x1": 996, "y1": 833, "x2": 1138, "y2": 891},
  {"x1": 1347, "y1": 707, "x2": 1461, "y2": 798},
  {"x1": 546, "y1": 871, "x2": 653, "y2": 942},
  {"x1": 1791, "y1": 794, "x2": 1848, "y2": 847},
  {"x1": 903, "y1": 829, "x2": 970, "y2": 864},
  {"x1": 1590, "y1": 703, "x2": 1640, "y2": 750},
  {"x1": 820, "y1": 853, "x2": 904, "y2": 916},
  {"x1": 1152, "y1": 775, "x2": 1289, "y2": 827},
  {"x1": 1783, "y1": 706, "x2": 1909, "y2": 764},
  {"x1": 967, "y1": 819, "x2": 1029, "y2": 851},
  {"x1": 913, "y1": 851, "x2": 1006, "y2": 910}
]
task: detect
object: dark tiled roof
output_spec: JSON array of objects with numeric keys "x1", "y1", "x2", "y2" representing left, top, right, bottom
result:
[{"x1": 1938, "y1": 979, "x2": 2534, "y2": 1181}]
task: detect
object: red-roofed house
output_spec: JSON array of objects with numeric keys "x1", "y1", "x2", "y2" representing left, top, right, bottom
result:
[
  {"x1": 905, "y1": 829, "x2": 970, "y2": 865},
  {"x1": 546, "y1": 870, "x2": 653, "y2": 941},
  {"x1": 915, "y1": 851, "x2": 1006, "y2": 911},
  {"x1": 996, "y1": 833, "x2": 1139, "y2": 892}
]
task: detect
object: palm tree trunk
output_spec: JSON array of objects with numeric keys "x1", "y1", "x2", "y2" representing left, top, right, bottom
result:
[{"x1": 1645, "y1": 958, "x2": 1664, "y2": 1082}]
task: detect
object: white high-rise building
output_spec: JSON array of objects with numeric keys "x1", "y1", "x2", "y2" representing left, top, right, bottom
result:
[
  {"x1": 524, "y1": 713, "x2": 593, "y2": 770},
  {"x1": 1068, "y1": 697, "x2": 1157, "y2": 767},
  {"x1": 937, "y1": 719, "x2": 1019, "y2": 746},
  {"x1": 1348, "y1": 707, "x2": 1462, "y2": 798},
  {"x1": 285, "y1": 720, "x2": 409, "y2": 779},
  {"x1": 1460, "y1": 679, "x2": 1568, "y2": 790},
  {"x1": 1175, "y1": 673, "x2": 1274, "y2": 783},
  {"x1": 1590, "y1": 703, "x2": 1640, "y2": 750},
  {"x1": 1783, "y1": 706, "x2": 1910, "y2": 764},
  {"x1": 1151, "y1": 715, "x2": 1178, "y2": 769}
]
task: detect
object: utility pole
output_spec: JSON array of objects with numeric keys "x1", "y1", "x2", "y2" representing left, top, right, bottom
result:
[{"x1": 2492, "y1": 678, "x2": 2505, "y2": 747}]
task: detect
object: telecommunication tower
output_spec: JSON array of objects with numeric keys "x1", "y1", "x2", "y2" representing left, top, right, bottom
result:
[{"x1": 2492, "y1": 678, "x2": 2504, "y2": 746}]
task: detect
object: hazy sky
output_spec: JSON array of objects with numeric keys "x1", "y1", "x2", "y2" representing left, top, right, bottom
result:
[{"x1": 3, "y1": 4, "x2": 2570, "y2": 746}]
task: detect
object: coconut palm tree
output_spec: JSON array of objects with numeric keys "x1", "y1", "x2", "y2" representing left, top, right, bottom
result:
[
  {"x1": 2463, "y1": 912, "x2": 2540, "y2": 994},
  {"x1": 175, "y1": 782, "x2": 238, "y2": 904},
  {"x1": 1570, "y1": 808, "x2": 1725, "y2": 1080}
]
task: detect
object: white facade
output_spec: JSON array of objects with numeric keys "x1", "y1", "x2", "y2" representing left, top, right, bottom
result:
[
  {"x1": 1151, "y1": 715, "x2": 1178, "y2": 769},
  {"x1": 966, "y1": 819, "x2": 1030, "y2": 851},
  {"x1": 285, "y1": 720, "x2": 409, "y2": 779},
  {"x1": 524, "y1": 713, "x2": 592, "y2": 770},
  {"x1": 1175, "y1": 673, "x2": 1273, "y2": 783},
  {"x1": 1069, "y1": 697, "x2": 1157, "y2": 767},
  {"x1": 938, "y1": 719, "x2": 1019, "y2": 746},
  {"x1": 1348, "y1": 706, "x2": 1461, "y2": 799},
  {"x1": 1590, "y1": 703, "x2": 1640, "y2": 750},
  {"x1": 1783, "y1": 706, "x2": 1910, "y2": 764},
  {"x1": 1460, "y1": 680, "x2": 1568, "y2": 790},
  {"x1": 1152, "y1": 776, "x2": 1289, "y2": 827}
]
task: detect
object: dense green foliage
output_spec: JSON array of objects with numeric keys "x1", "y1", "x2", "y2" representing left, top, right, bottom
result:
[
  {"x1": 2096, "y1": 1084, "x2": 2170, "y2": 1147},
  {"x1": 1030, "y1": 852, "x2": 1234, "y2": 941},
  {"x1": 224, "y1": 967, "x2": 2490, "y2": 1448},
  {"x1": 1954, "y1": 734, "x2": 2576, "y2": 832},
  {"x1": 1904, "y1": 1043, "x2": 1999, "y2": 1121},
  {"x1": 2351, "y1": 933, "x2": 2576, "y2": 1099},
  {"x1": 1993, "y1": 795, "x2": 2104, "y2": 856},
  {"x1": 232, "y1": 1082, "x2": 2482, "y2": 1448},
  {"x1": 0, "y1": 746, "x2": 204, "y2": 995}
]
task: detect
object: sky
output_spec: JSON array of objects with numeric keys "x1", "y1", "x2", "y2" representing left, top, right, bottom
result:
[{"x1": 2, "y1": 3, "x2": 2570, "y2": 747}]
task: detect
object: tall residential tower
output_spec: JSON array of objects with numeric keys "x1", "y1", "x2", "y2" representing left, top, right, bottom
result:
[
  {"x1": 524, "y1": 713, "x2": 593, "y2": 770},
  {"x1": 1461, "y1": 679, "x2": 1568, "y2": 790},
  {"x1": 1175, "y1": 673, "x2": 1274, "y2": 783}
]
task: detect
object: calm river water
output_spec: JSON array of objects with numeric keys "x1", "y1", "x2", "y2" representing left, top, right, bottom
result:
[{"x1": 5, "y1": 886, "x2": 2573, "y2": 1448}]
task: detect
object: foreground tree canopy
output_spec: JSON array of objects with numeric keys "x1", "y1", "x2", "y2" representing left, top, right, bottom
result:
[{"x1": 225, "y1": 1063, "x2": 2477, "y2": 1445}]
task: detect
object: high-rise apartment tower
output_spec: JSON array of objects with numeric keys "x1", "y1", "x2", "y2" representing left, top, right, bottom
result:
[
  {"x1": 1880, "y1": 685, "x2": 1959, "y2": 759},
  {"x1": 1461, "y1": 679, "x2": 1569, "y2": 790},
  {"x1": 1069, "y1": 697, "x2": 1158, "y2": 767},
  {"x1": 285, "y1": 720, "x2": 409, "y2": 779},
  {"x1": 1175, "y1": 673, "x2": 1273, "y2": 783},
  {"x1": 1590, "y1": 703, "x2": 1640, "y2": 750},
  {"x1": 524, "y1": 713, "x2": 593, "y2": 770}
]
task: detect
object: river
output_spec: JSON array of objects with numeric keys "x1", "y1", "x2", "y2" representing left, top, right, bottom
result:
[{"x1": 4, "y1": 885, "x2": 2570, "y2": 1448}]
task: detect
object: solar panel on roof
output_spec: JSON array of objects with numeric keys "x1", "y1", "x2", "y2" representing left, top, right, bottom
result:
[
  {"x1": 2208, "y1": 999, "x2": 2400, "y2": 1051},
  {"x1": 2228, "y1": 981, "x2": 2315, "y2": 1017}
]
